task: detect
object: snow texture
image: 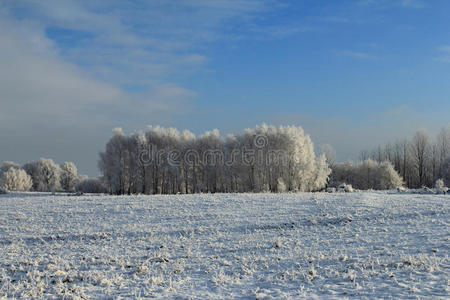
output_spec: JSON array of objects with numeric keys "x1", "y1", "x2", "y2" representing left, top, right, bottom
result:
[{"x1": 0, "y1": 192, "x2": 448, "y2": 299}]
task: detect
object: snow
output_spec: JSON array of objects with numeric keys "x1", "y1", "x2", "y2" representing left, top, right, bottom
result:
[{"x1": 0, "y1": 192, "x2": 448, "y2": 299}]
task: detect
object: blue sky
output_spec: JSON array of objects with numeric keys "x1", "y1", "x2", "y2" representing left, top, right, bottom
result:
[{"x1": 0, "y1": 0, "x2": 449, "y2": 176}]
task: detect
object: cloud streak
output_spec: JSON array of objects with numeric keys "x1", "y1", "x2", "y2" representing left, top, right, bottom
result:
[
  {"x1": 359, "y1": 0, "x2": 425, "y2": 8},
  {"x1": 436, "y1": 46, "x2": 450, "y2": 62},
  {"x1": 337, "y1": 50, "x2": 377, "y2": 59}
]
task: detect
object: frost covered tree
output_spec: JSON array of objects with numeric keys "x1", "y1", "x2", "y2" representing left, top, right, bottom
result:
[
  {"x1": 330, "y1": 159, "x2": 403, "y2": 190},
  {"x1": 98, "y1": 128, "x2": 128, "y2": 195},
  {"x1": 365, "y1": 126, "x2": 450, "y2": 188},
  {"x1": 376, "y1": 161, "x2": 404, "y2": 190},
  {"x1": 277, "y1": 177, "x2": 287, "y2": 192},
  {"x1": 60, "y1": 162, "x2": 78, "y2": 192},
  {"x1": 1, "y1": 161, "x2": 20, "y2": 175},
  {"x1": 0, "y1": 167, "x2": 33, "y2": 191},
  {"x1": 99, "y1": 124, "x2": 331, "y2": 195},
  {"x1": 311, "y1": 154, "x2": 332, "y2": 190},
  {"x1": 23, "y1": 159, "x2": 61, "y2": 192},
  {"x1": 22, "y1": 161, "x2": 40, "y2": 191}
]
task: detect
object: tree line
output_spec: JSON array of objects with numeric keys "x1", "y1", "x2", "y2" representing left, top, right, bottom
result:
[
  {"x1": 0, "y1": 159, "x2": 106, "y2": 193},
  {"x1": 98, "y1": 125, "x2": 331, "y2": 195},
  {"x1": 2, "y1": 125, "x2": 449, "y2": 195},
  {"x1": 328, "y1": 126, "x2": 450, "y2": 189}
]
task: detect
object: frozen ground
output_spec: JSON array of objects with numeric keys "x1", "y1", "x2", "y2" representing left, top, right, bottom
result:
[{"x1": 0, "y1": 192, "x2": 448, "y2": 299}]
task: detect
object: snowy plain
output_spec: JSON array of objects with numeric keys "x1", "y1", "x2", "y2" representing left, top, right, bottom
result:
[{"x1": 0, "y1": 192, "x2": 448, "y2": 299}]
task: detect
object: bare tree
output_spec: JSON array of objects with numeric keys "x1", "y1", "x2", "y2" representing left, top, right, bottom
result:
[
  {"x1": 320, "y1": 144, "x2": 336, "y2": 167},
  {"x1": 410, "y1": 131, "x2": 430, "y2": 187}
]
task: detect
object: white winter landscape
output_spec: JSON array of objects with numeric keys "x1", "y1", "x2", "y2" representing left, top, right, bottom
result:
[
  {"x1": 0, "y1": 192, "x2": 448, "y2": 299},
  {"x1": 2, "y1": 1, "x2": 450, "y2": 299}
]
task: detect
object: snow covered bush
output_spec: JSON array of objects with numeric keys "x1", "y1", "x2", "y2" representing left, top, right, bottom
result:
[
  {"x1": 75, "y1": 178, "x2": 108, "y2": 194},
  {"x1": 60, "y1": 162, "x2": 78, "y2": 192},
  {"x1": 277, "y1": 178, "x2": 287, "y2": 193},
  {"x1": 0, "y1": 167, "x2": 33, "y2": 191},
  {"x1": 330, "y1": 159, "x2": 403, "y2": 190},
  {"x1": 434, "y1": 179, "x2": 448, "y2": 194},
  {"x1": 376, "y1": 161, "x2": 404, "y2": 190},
  {"x1": 397, "y1": 186, "x2": 407, "y2": 193},
  {"x1": 338, "y1": 183, "x2": 354, "y2": 193}
]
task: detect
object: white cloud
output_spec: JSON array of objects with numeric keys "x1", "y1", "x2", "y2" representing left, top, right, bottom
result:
[
  {"x1": 1, "y1": 0, "x2": 283, "y2": 87},
  {"x1": 0, "y1": 14, "x2": 192, "y2": 125},
  {"x1": 0, "y1": 11, "x2": 198, "y2": 175}
]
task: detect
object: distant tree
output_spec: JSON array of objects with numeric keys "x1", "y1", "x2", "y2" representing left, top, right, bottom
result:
[
  {"x1": 0, "y1": 167, "x2": 33, "y2": 191},
  {"x1": 440, "y1": 156, "x2": 450, "y2": 187},
  {"x1": 320, "y1": 144, "x2": 336, "y2": 167},
  {"x1": 98, "y1": 128, "x2": 127, "y2": 195},
  {"x1": 76, "y1": 178, "x2": 108, "y2": 194},
  {"x1": 330, "y1": 159, "x2": 403, "y2": 190},
  {"x1": 359, "y1": 150, "x2": 369, "y2": 162},
  {"x1": 22, "y1": 161, "x2": 40, "y2": 191},
  {"x1": 1, "y1": 161, "x2": 20, "y2": 175},
  {"x1": 376, "y1": 161, "x2": 404, "y2": 190},
  {"x1": 23, "y1": 159, "x2": 61, "y2": 192},
  {"x1": 436, "y1": 127, "x2": 450, "y2": 167},
  {"x1": 277, "y1": 177, "x2": 287, "y2": 193},
  {"x1": 311, "y1": 154, "x2": 331, "y2": 190},
  {"x1": 410, "y1": 131, "x2": 430, "y2": 187},
  {"x1": 60, "y1": 162, "x2": 78, "y2": 192},
  {"x1": 329, "y1": 161, "x2": 354, "y2": 187}
]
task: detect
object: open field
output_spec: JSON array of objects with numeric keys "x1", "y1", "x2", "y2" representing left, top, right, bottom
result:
[{"x1": 0, "y1": 192, "x2": 448, "y2": 299}]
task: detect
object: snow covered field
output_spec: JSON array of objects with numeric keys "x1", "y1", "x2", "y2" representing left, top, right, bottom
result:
[{"x1": 0, "y1": 192, "x2": 448, "y2": 299}]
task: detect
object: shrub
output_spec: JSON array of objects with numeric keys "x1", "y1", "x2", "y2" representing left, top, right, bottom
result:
[
  {"x1": 435, "y1": 179, "x2": 448, "y2": 194},
  {"x1": 338, "y1": 183, "x2": 354, "y2": 193}
]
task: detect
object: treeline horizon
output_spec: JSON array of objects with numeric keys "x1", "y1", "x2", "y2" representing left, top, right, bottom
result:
[
  {"x1": 0, "y1": 159, "x2": 106, "y2": 194},
  {"x1": 1, "y1": 124, "x2": 449, "y2": 194},
  {"x1": 354, "y1": 126, "x2": 450, "y2": 189}
]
